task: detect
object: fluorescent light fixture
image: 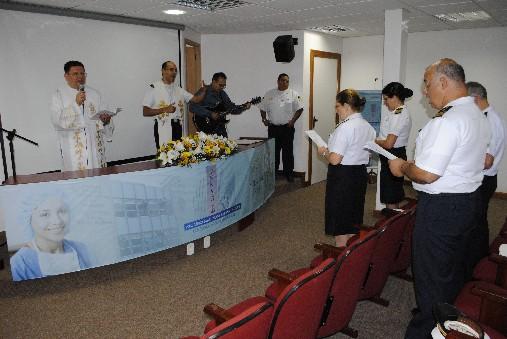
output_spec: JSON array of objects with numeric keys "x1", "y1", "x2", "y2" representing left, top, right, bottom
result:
[
  {"x1": 435, "y1": 10, "x2": 491, "y2": 22},
  {"x1": 177, "y1": 0, "x2": 247, "y2": 12},
  {"x1": 309, "y1": 24, "x2": 354, "y2": 33},
  {"x1": 164, "y1": 9, "x2": 186, "y2": 15}
]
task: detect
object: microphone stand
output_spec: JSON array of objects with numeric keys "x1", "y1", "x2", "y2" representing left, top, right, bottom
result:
[{"x1": 0, "y1": 112, "x2": 39, "y2": 182}]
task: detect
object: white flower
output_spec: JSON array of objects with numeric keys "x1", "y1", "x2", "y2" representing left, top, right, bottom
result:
[
  {"x1": 174, "y1": 141, "x2": 185, "y2": 152},
  {"x1": 158, "y1": 152, "x2": 169, "y2": 166}
]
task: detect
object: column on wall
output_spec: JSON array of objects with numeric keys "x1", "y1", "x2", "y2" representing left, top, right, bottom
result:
[{"x1": 376, "y1": 8, "x2": 408, "y2": 211}]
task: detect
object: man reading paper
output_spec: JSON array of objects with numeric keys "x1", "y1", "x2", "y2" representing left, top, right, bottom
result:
[{"x1": 50, "y1": 60, "x2": 115, "y2": 171}]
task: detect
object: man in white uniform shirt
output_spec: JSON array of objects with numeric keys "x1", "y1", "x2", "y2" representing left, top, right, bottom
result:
[
  {"x1": 389, "y1": 59, "x2": 490, "y2": 339},
  {"x1": 259, "y1": 73, "x2": 303, "y2": 182},
  {"x1": 142, "y1": 60, "x2": 204, "y2": 148},
  {"x1": 50, "y1": 60, "x2": 114, "y2": 171},
  {"x1": 466, "y1": 81, "x2": 506, "y2": 267}
]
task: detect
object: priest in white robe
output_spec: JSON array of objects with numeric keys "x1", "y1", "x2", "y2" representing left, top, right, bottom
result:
[
  {"x1": 50, "y1": 61, "x2": 114, "y2": 171},
  {"x1": 142, "y1": 60, "x2": 205, "y2": 148}
]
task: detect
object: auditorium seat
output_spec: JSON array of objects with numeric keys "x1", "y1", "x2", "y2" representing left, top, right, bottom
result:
[
  {"x1": 264, "y1": 228, "x2": 379, "y2": 338},
  {"x1": 358, "y1": 206, "x2": 416, "y2": 306},
  {"x1": 201, "y1": 257, "x2": 336, "y2": 339},
  {"x1": 389, "y1": 204, "x2": 417, "y2": 280},
  {"x1": 473, "y1": 253, "x2": 507, "y2": 287},
  {"x1": 181, "y1": 301, "x2": 273, "y2": 339},
  {"x1": 454, "y1": 281, "x2": 507, "y2": 336}
]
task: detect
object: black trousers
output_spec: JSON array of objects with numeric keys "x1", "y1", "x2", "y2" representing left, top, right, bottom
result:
[
  {"x1": 268, "y1": 124, "x2": 295, "y2": 177},
  {"x1": 405, "y1": 190, "x2": 479, "y2": 339},
  {"x1": 171, "y1": 120, "x2": 183, "y2": 141},
  {"x1": 467, "y1": 174, "x2": 497, "y2": 278}
]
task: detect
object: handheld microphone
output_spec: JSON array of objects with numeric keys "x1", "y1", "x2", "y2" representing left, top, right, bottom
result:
[{"x1": 78, "y1": 84, "x2": 85, "y2": 113}]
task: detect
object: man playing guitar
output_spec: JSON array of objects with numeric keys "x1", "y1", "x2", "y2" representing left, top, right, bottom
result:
[{"x1": 189, "y1": 72, "x2": 251, "y2": 137}]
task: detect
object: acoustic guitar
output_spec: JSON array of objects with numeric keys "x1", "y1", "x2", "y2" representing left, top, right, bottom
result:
[{"x1": 193, "y1": 96, "x2": 261, "y2": 135}]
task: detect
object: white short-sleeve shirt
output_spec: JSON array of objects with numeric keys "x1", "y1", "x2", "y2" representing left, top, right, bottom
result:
[
  {"x1": 413, "y1": 96, "x2": 490, "y2": 194},
  {"x1": 259, "y1": 88, "x2": 303, "y2": 125},
  {"x1": 142, "y1": 81, "x2": 193, "y2": 120},
  {"x1": 328, "y1": 113, "x2": 376, "y2": 165},
  {"x1": 379, "y1": 105, "x2": 412, "y2": 147},
  {"x1": 483, "y1": 106, "x2": 506, "y2": 176}
]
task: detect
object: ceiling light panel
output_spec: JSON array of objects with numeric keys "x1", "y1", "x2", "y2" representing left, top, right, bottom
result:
[
  {"x1": 435, "y1": 10, "x2": 491, "y2": 22},
  {"x1": 176, "y1": 0, "x2": 248, "y2": 11}
]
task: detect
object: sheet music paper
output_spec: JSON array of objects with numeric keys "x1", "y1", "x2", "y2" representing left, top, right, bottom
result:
[
  {"x1": 364, "y1": 141, "x2": 397, "y2": 160},
  {"x1": 305, "y1": 130, "x2": 327, "y2": 148}
]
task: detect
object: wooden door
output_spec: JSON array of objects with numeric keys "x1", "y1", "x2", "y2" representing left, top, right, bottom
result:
[{"x1": 185, "y1": 39, "x2": 201, "y2": 136}]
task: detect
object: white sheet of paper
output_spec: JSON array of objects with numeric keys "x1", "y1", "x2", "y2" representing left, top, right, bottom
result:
[
  {"x1": 305, "y1": 130, "x2": 327, "y2": 148},
  {"x1": 90, "y1": 107, "x2": 122, "y2": 120},
  {"x1": 364, "y1": 141, "x2": 397, "y2": 160}
]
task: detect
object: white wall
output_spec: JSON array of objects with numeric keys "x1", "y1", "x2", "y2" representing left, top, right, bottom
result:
[
  {"x1": 201, "y1": 31, "x2": 342, "y2": 174},
  {"x1": 201, "y1": 31, "x2": 304, "y2": 169},
  {"x1": 0, "y1": 10, "x2": 181, "y2": 177},
  {"x1": 341, "y1": 26, "x2": 507, "y2": 191}
]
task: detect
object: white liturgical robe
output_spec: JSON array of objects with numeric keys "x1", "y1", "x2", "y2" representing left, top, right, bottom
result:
[{"x1": 50, "y1": 84, "x2": 114, "y2": 171}]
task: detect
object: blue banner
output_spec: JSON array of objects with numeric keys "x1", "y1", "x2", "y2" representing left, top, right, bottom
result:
[{"x1": 0, "y1": 140, "x2": 275, "y2": 281}]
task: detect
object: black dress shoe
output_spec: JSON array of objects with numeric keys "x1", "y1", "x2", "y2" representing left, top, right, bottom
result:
[{"x1": 286, "y1": 175, "x2": 294, "y2": 182}]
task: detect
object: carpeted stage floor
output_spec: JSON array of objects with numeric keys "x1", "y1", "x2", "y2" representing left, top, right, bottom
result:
[{"x1": 0, "y1": 176, "x2": 505, "y2": 339}]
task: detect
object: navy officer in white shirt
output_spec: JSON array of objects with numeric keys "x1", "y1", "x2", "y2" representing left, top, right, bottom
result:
[
  {"x1": 466, "y1": 81, "x2": 506, "y2": 269},
  {"x1": 389, "y1": 58, "x2": 490, "y2": 339}
]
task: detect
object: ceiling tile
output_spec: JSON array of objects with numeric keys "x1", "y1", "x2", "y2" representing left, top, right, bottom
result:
[{"x1": 75, "y1": 0, "x2": 160, "y2": 14}]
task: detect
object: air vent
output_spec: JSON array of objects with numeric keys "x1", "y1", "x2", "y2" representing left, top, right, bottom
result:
[
  {"x1": 435, "y1": 10, "x2": 491, "y2": 22},
  {"x1": 309, "y1": 24, "x2": 354, "y2": 33},
  {"x1": 177, "y1": 0, "x2": 248, "y2": 11}
]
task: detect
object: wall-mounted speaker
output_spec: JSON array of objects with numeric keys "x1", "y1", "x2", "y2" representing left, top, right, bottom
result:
[{"x1": 273, "y1": 35, "x2": 297, "y2": 63}]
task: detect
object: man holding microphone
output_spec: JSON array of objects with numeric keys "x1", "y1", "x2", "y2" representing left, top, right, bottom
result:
[{"x1": 50, "y1": 60, "x2": 114, "y2": 171}]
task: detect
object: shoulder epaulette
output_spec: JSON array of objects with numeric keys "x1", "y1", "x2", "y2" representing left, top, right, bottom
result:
[
  {"x1": 434, "y1": 105, "x2": 453, "y2": 118},
  {"x1": 149, "y1": 84, "x2": 154, "y2": 88},
  {"x1": 394, "y1": 107, "x2": 403, "y2": 114}
]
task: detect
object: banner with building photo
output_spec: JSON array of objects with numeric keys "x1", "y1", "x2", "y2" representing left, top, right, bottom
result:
[{"x1": 0, "y1": 140, "x2": 274, "y2": 281}]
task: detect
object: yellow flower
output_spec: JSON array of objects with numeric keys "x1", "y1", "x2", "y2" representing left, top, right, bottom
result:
[{"x1": 225, "y1": 147, "x2": 231, "y2": 155}]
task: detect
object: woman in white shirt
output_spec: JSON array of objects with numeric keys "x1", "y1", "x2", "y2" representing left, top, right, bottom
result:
[
  {"x1": 375, "y1": 82, "x2": 413, "y2": 209},
  {"x1": 318, "y1": 89, "x2": 376, "y2": 247}
]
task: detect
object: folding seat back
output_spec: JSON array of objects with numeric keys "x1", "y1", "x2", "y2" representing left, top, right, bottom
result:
[
  {"x1": 269, "y1": 257, "x2": 336, "y2": 339},
  {"x1": 359, "y1": 208, "x2": 413, "y2": 303},
  {"x1": 317, "y1": 228, "x2": 380, "y2": 338},
  {"x1": 202, "y1": 301, "x2": 273, "y2": 339},
  {"x1": 390, "y1": 206, "x2": 417, "y2": 275}
]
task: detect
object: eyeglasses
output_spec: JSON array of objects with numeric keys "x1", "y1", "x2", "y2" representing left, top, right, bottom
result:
[{"x1": 68, "y1": 72, "x2": 87, "y2": 77}]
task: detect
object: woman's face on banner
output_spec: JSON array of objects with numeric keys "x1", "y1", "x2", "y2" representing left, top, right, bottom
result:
[{"x1": 31, "y1": 197, "x2": 69, "y2": 244}]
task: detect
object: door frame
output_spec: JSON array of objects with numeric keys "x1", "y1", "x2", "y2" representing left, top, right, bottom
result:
[
  {"x1": 184, "y1": 39, "x2": 201, "y2": 136},
  {"x1": 308, "y1": 49, "x2": 341, "y2": 184}
]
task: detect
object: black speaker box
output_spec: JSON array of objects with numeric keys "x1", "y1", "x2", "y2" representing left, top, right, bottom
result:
[{"x1": 273, "y1": 35, "x2": 295, "y2": 63}]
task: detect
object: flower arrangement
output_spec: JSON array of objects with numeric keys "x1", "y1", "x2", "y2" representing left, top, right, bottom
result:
[{"x1": 157, "y1": 132, "x2": 238, "y2": 167}]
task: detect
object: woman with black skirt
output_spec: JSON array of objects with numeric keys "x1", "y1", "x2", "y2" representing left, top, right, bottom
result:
[
  {"x1": 375, "y1": 82, "x2": 413, "y2": 209},
  {"x1": 318, "y1": 89, "x2": 376, "y2": 247}
]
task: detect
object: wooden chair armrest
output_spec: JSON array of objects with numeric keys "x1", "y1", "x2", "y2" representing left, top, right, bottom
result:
[
  {"x1": 314, "y1": 243, "x2": 345, "y2": 259},
  {"x1": 471, "y1": 285, "x2": 507, "y2": 304},
  {"x1": 490, "y1": 253, "x2": 507, "y2": 265},
  {"x1": 203, "y1": 303, "x2": 235, "y2": 325},
  {"x1": 268, "y1": 268, "x2": 295, "y2": 285}
]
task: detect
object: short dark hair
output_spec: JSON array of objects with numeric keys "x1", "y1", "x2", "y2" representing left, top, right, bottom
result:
[
  {"x1": 161, "y1": 61, "x2": 176, "y2": 70},
  {"x1": 336, "y1": 89, "x2": 366, "y2": 112},
  {"x1": 434, "y1": 58, "x2": 466, "y2": 83},
  {"x1": 466, "y1": 81, "x2": 487, "y2": 99},
  {"x1": 212, "y1": 72, "x2": 227, "y2": 82},
  {"x1": 382, "y1": 82, "x2": 413, "y2": 102},
  {"x1": 64, "y1": 61, "x2": 84, "y2": 73},
  {"x1": 278, "y1": 73, "x2": 289, "y2": 81}
]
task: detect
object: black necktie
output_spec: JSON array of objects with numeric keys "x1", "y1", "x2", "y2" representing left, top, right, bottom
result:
[{"x1": 484, "y1": 111, "x2": 488, "y2": 116}]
